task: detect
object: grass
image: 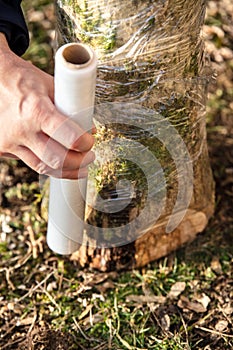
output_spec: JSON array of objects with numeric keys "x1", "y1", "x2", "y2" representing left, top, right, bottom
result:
[
  {"x1": 0, "y1": 1, "x2": 232, "y2": 349},
  {"x1": 0, "y1": 190, "x2": 232, "y2": 349}
]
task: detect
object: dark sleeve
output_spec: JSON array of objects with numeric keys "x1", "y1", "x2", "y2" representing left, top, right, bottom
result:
[{"x1": 0, "y1": 0, "x2": 29, "y2": 56}]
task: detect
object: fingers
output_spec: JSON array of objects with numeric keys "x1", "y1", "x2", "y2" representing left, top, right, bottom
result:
[
  {"x1": 53, "y1": 167, "x2": 89, "y2": 180},
  {"x1": 21, "y1": 98, "x2": 96, "y2": 178},
  {"x1": 14, "y1": 144, "x2": 93, "y2": 179},
  {"x1": 0, "y1": 152, "x2": 19, "y2": 159},
  {"x1": 0, "y1": 49, "x2": 95, "y2": 179},
  {"x1": 27, "y1": 131, "x2": 95, "y2": 171},
  {"x1": 40, "y1": 103, "x2": 94, "y2": 152}
]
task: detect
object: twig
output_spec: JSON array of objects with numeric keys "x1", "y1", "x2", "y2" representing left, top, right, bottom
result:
[
  {"x1": 178, "y1": 310, "x2": 191, "y2": 350},
  {"x1": 116, "y1": 333, "x2": 133, "y2": 350},
  {"x1": 0, "y1": 252, "x2": 32, "y2": 290},
  {"x1": 0, "y1": 323, "x2": 17, "y2": 341},
  {"x1": 17, "y1": 271, "x2": 54, "y2": 302},
  {"x1": 27, "y1": 308, "x2": 38, "y2": 334},
  {"x1": 5, "y1": 267, "x2": 15, "y2": 290},
  {"x1": 26, "y1": 224, "x2": 44, "y2": 259},
  {"x1": 219, "y1": 306, "x2": 233, "y2": 326},
  {"x1": 12, "y1": 251, "x2": 32, "y2": 270},
  {"x1": 195, "y1": 325, "x2": 233, "y2": 338},
  {"x1": 72, "y1": 317, "x2": 102, "y2": 343},
  {"x1": 0, "y1": 336, "x2": 25, "y2": 350},
  {"x1": 37, "y1": 284, "x2": 62, "y2": 315}
]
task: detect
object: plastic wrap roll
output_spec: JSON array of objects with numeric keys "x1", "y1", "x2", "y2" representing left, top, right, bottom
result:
[
  {"x1": 54, "y1": 0, "x2": 215, "y2": 269},
  {"x1": 47, "y1": 43, "x2": 97, "y2": 255}
]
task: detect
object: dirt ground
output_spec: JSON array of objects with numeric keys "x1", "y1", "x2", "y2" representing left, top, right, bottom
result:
[{"x1": 0, "y1": 0, "x2": 232, "y2": 349}]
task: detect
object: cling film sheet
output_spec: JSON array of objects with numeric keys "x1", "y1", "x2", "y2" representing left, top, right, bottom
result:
[{"x1": 55, "y1": 0, "x2": 214, "y2": 247}]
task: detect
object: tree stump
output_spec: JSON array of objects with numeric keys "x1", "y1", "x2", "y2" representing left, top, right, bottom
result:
[{"x1": 54, "y1": 0, "x2": 215, "y2": 271}]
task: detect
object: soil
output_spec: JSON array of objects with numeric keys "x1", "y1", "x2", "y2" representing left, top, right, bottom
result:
[{"x1": 0, "y1": 0, "x2": 232, "y2": 349}]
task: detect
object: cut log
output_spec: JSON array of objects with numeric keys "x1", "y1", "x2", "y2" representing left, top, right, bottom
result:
[{"x1": 54, "y1": 0, "x2": 215, "y2": 271}]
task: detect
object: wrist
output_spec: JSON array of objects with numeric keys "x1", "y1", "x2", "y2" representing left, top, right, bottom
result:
[
  {"x1": 0, "y1": 32, "x2": 10, "y2": 48},
  {"x1": 0, "y1": 32, "x2": 14, "y2": 58}
]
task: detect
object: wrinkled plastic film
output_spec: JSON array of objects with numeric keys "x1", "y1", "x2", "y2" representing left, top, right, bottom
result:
[{"x1": 55, "y1": 0, "x2": 214, "y2": 248}]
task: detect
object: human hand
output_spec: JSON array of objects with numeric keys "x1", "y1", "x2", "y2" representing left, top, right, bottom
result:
[{"x1": 0, "y1": 33, "x2": 95, "y2": 179}]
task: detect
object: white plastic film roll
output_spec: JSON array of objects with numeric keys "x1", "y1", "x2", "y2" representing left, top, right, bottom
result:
[{"x1": 46, "y1": 43, "x2": 97, "y2": 255}]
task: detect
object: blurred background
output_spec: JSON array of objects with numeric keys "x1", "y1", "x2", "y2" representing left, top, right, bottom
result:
[{"x1": 0, "y1": 1, "x2": 232, "y2": 349}]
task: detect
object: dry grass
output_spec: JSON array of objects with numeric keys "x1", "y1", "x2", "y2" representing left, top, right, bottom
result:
[{"x1": 0, "y1": 1, "x2": 232, "y2": 349}]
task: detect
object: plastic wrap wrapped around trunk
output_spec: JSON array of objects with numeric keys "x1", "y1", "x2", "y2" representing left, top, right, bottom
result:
[{"x1": 55, "y1": 0, "x2": 215, "y2": 270}]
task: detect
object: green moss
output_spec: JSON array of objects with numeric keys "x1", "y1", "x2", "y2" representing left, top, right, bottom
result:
[
  {"x1": 59, "y1": 0, "x2": 117, "y2": 52},
  {"x1": 0, "y1": 242, "x2": 8, "y2": 254}
]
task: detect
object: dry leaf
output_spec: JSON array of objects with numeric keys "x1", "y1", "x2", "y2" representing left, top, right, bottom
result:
[
  {"x1": 211, "y1": 257, "x2": 223, "y2": 274},
  {"x1": 222, "y1": 305, "x2": 233, "y2": 316},
  {"x1": 78, "y1": 304, "x2": 93, "y2": 320},
  {"x1": 161, "y1": 314, "x2": 171, "y2": 332},
  {"x1": 178, "y1": 296, "x2": 207, "y2": 313},
  {"x1": 168, "y1": 281, "x2": 186, "y2": 299},
  {"x1": 16, "y1": 317, "x2": 36, "y2": 326},
  {"x1": 195, "y1": 293, "x2": 211, "y2": 310},
  {"x1": 47, "y1": 281, "x2": 57, "y2": 292},
  {"x1": 96, "y1": 280, "x2": 115, "y2": 293},
  {"x1": 87, "y1": 272, "x2": 118, "y2": 286},
  {"x1": 126, "y1": 295, "x2": 166, "y2": 304},
  {"x1": 215, "y1": 320, "x2": 228, "y2": 332}
]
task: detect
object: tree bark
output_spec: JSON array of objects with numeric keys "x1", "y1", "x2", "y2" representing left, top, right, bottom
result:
[{"x1": 54, "y1": 0, "x2": 215, "y2": 271}]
